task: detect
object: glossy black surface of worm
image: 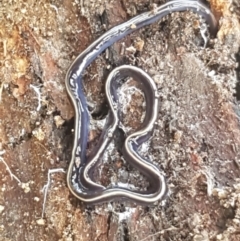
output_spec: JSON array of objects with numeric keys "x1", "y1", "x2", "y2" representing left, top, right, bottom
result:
[{"x1": 65, "y1": 0, "x2": 218, "y2": 204}]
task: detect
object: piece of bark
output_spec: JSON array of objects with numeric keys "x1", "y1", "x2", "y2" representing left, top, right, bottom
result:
[{"x1": 0, "y1": 0, "x2": 240, "y2": 241}]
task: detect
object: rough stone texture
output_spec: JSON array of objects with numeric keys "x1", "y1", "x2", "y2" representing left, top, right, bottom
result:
[{"x1": 0, "y1": 0, "x2": 240, "y2": 241}]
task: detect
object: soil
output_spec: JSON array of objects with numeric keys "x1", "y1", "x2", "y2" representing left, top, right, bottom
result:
[{"x1": 0, "y1": 0, "x2": 240, "y2": 241}]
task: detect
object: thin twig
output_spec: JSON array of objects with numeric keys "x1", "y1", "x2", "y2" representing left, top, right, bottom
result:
[
  {"x1": 139, "y1": 226, "x2": 179, "y2": 241},
  {"x1": 0, "y1": 81, "x2": 5, "y2": 103},
  {"x1": 49, "y1": 4, "x2": 59, "y2": 15},
  {"x1": 200, "y1": 21, "x2": 209, "y2": 48},
  {"x1": 0, "y1": 150, "x2": 22, "y2": 184},
  {"x1": 41, "y1": 168, "x2": 65, "y2": 218},
  {"x1": 30, "y1": 84, "x2": 42, "y2": 111}
]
